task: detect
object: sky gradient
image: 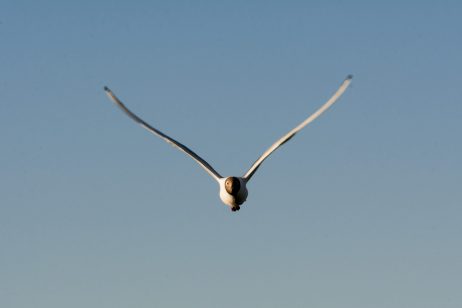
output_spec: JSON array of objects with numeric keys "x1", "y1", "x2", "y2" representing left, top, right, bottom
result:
[{"x1": 1, "y1": 1, "x2": 462, "y2": 307}]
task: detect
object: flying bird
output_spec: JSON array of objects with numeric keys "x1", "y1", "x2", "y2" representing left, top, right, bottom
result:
[{"x1": 104, "y1": 75, "x2": 352, "y2": 212}]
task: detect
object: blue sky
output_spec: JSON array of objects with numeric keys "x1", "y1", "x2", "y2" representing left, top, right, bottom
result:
[{"x1": 1, "y1": 1, "x2": 461, "y2": 307}]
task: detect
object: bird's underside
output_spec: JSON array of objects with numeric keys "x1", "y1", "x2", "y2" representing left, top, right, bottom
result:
[{"x1": 104, "y1": 75, "x2": 353, "y2": 212}]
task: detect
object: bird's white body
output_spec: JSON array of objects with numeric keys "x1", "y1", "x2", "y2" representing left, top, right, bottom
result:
[
  {"x1": 104, "y1": 75, "x2": 352, "y2": 212},
  {"x1": 219, "y1": 177, "x2": 248, "y2": 211}
]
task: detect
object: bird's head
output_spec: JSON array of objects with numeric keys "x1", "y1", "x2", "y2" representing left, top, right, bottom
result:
[{"x1": 225, "y1": 177, "x2": 241, "y2": 196}]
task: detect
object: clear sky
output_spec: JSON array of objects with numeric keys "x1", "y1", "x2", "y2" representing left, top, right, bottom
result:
[{"x1": 1, "y1": 1, "x2": 461, "y2": 307}]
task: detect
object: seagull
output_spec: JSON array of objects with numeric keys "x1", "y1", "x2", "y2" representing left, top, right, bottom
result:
[{"x1": 104, "y1": 75, "x2": 352, "y2": 212}]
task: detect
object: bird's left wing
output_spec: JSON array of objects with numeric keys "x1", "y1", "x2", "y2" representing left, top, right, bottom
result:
[
  {"x1": 104, "y1": 87, "x2": 223, "y2": 182},
  {"x1": 243, "y1": 75, "x2": 353, "y2": 182}
]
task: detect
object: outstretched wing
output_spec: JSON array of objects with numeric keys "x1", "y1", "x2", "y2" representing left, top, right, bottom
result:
[
  {"x1": 104, "y1": 87, "x2": 223, "y2": 182},
  {"x1": 243, "y1": 75, "x2": 353, "y2": 182}
]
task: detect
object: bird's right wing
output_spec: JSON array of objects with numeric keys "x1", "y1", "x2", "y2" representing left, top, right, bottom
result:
[
  {"x1": 104, "y1": 87, "x2": 223, "y2": 182},
  {"x1": 243, "y1": 75, "x2": 353, "y2": 182}
]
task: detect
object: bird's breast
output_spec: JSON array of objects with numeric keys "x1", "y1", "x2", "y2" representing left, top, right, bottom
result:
[{"x1": 219, "y1": 178, "x2": 248, "y2": 207}]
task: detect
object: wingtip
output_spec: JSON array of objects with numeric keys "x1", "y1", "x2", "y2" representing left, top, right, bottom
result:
[
  {"x1": 103, "y1": 86, "x2": 110, "y2": 92},
  {"x1": 346, "y1": 74, "x2": 353, "y2": 80}
]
